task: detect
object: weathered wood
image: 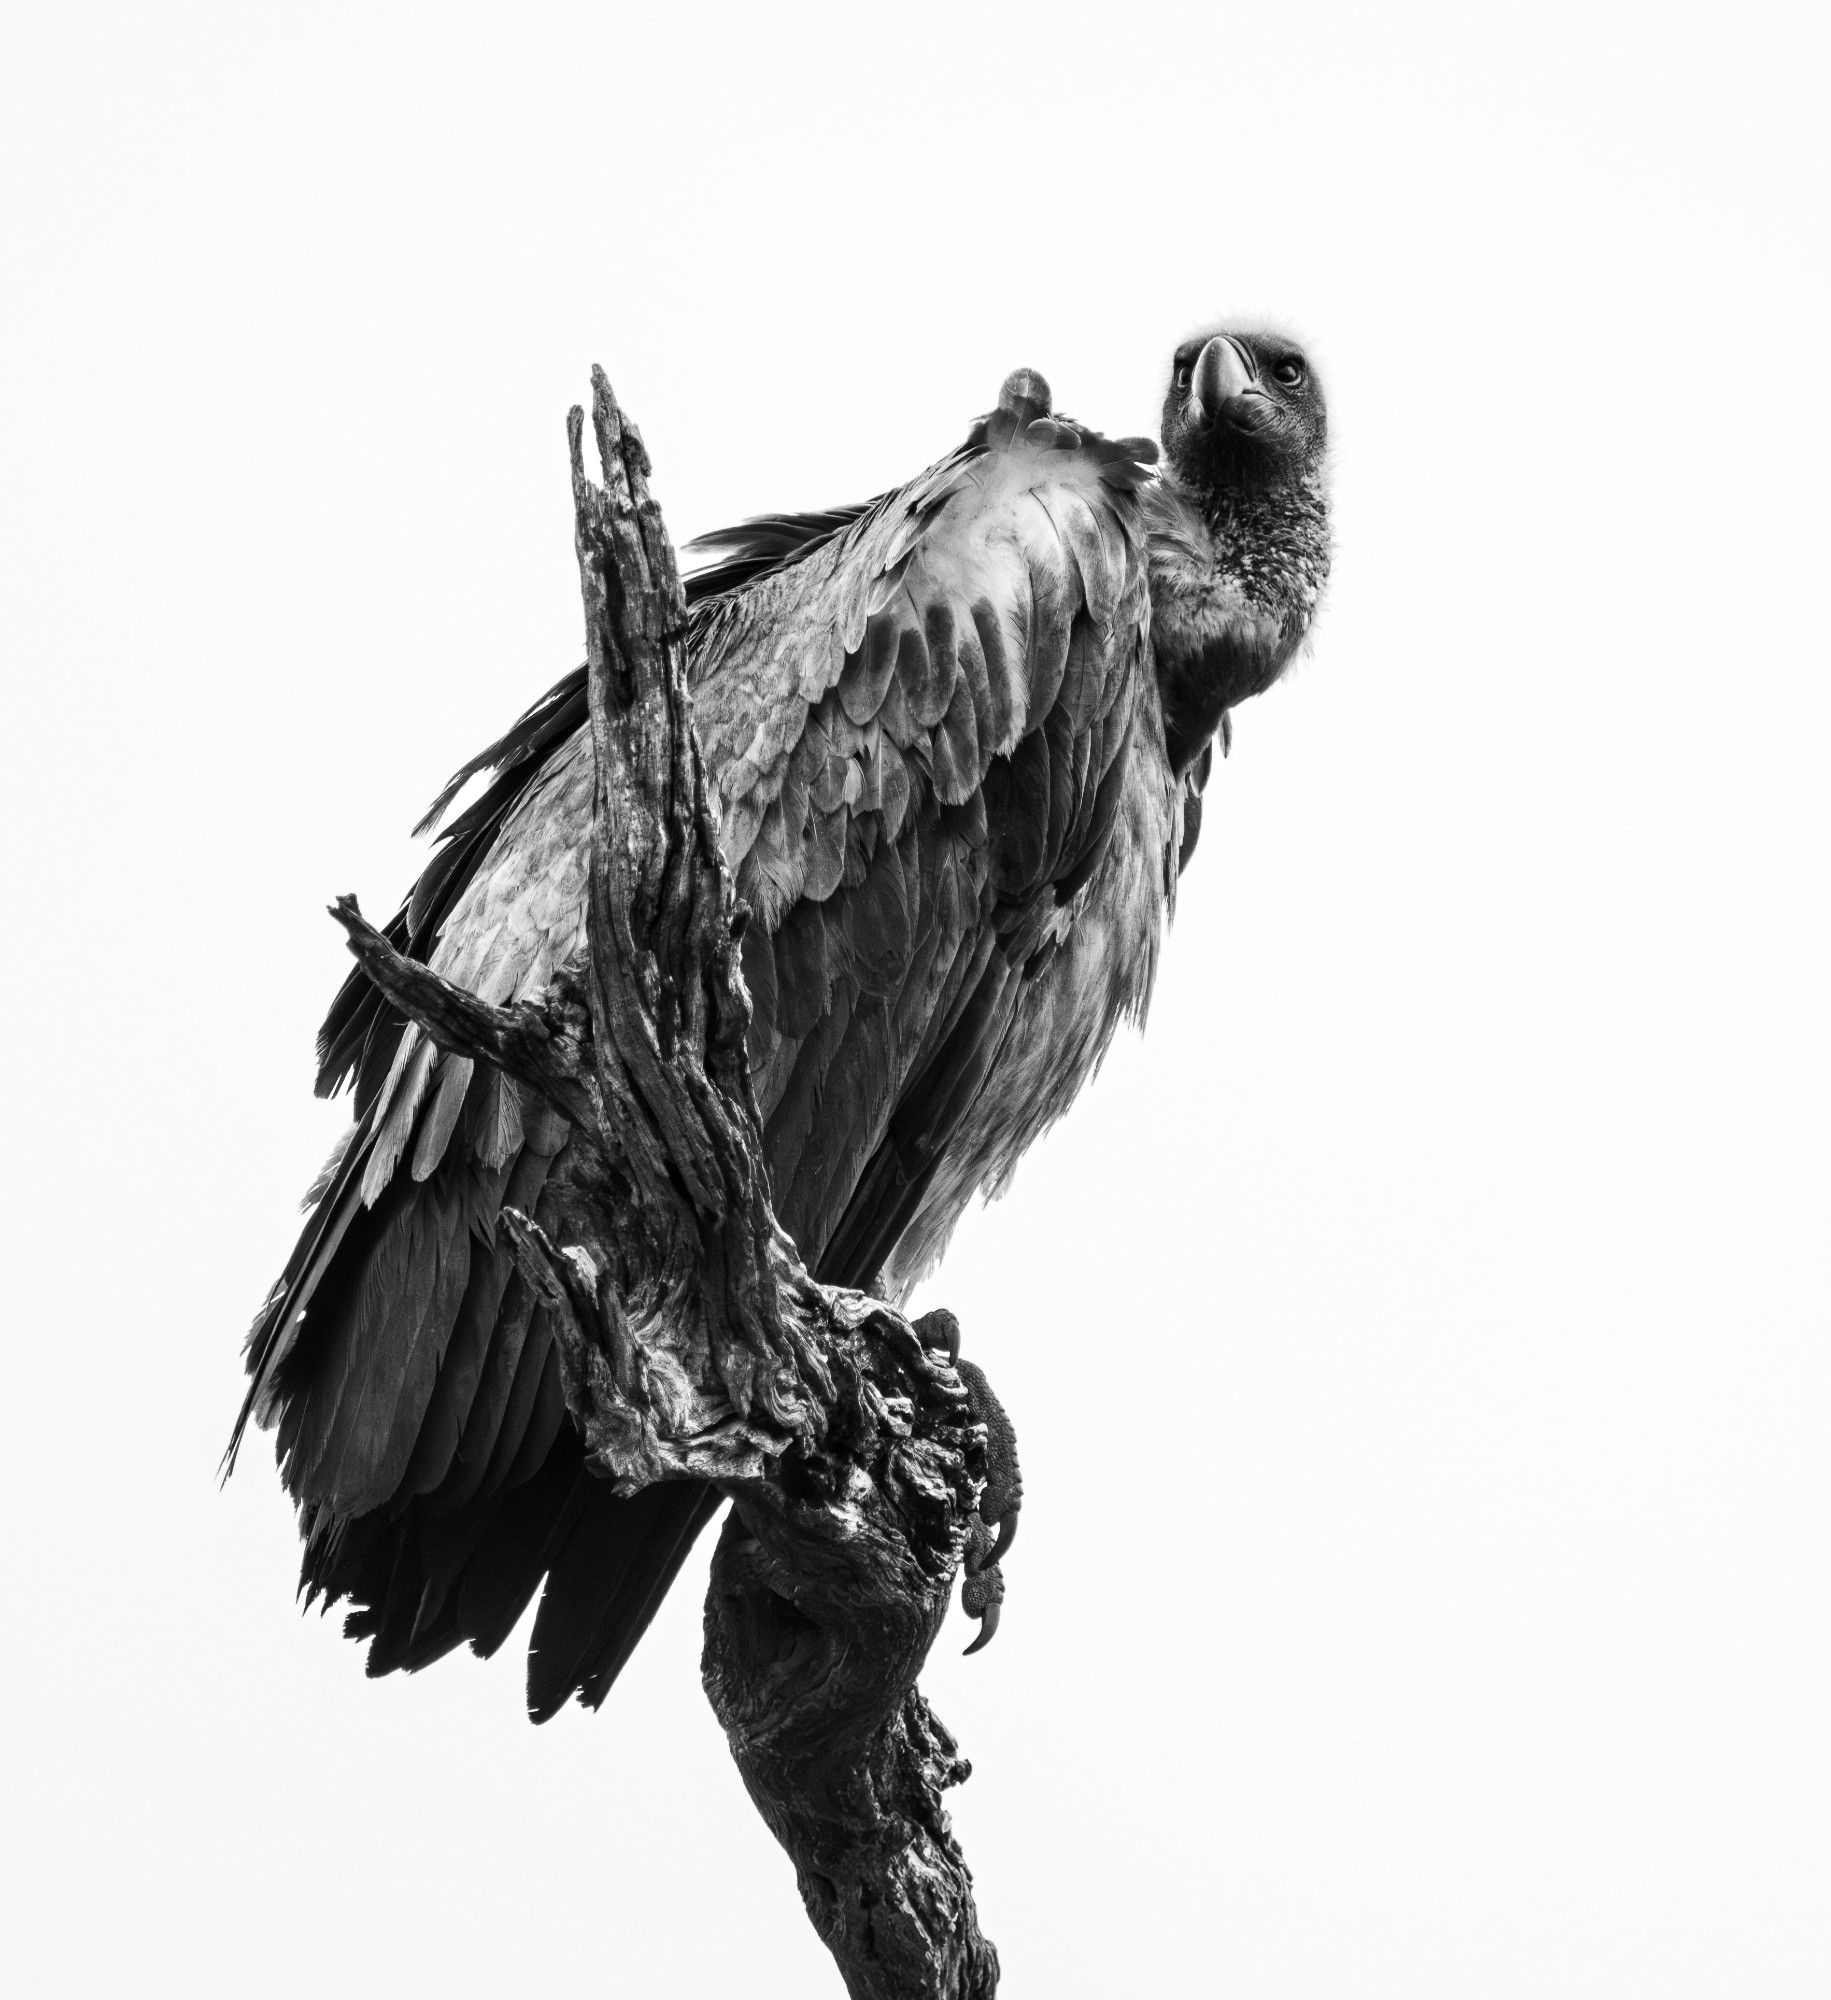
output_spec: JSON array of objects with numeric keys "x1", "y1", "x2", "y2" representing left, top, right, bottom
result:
[{"x1": 330, "y1": 368, "x2": 998, "y2": 1999}]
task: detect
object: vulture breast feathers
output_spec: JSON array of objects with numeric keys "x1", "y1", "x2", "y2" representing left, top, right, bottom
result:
[{"x1": 236, "y1": 397, "x2": 1173, "y2": 1719}]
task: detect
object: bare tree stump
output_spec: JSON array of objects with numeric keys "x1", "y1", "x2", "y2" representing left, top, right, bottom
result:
[{"x1": 329, "y1": 368, "x2": 998, "y2": 2000}]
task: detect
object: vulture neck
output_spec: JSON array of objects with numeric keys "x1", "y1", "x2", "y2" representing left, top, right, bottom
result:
[{"x1": 1146, "y1": 467, "x2": 1329, "y2": 779}]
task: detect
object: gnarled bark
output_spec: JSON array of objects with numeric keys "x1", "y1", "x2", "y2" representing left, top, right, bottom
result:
[{"x1": 329, "y1": 368, "x2": 998, "y2": 2000}]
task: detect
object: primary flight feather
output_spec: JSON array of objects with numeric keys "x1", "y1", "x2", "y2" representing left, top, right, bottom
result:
[{"x1": 233, "y1": 334, "x2": 1330, "y2": 1720}]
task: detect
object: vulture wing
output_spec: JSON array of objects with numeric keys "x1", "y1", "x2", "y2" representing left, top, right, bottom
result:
[{"x1": 235, "y1": 403, "x2": 1157, "y2": 1718}]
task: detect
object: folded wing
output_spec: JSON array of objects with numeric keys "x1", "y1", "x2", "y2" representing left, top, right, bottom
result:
[{"x1": 234, "y1": 401, "x2": 1157, "y2": 1718}]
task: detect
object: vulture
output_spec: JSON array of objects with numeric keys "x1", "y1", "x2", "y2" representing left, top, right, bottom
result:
[{"x1": 231, "y1": 329, "x2": 1331, "y2": 1720}]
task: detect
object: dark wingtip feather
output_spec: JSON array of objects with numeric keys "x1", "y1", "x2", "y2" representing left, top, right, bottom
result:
[
  {"x1": 525, "y1": 1483, "x2": 723, "y2": 1723},
  {"x1": 679, "y1": 503, "x2": 880, "y2": 604},
  {"x1": 573, "y1": 1486, "x2": 725, "y2": 1711},
  {"x1": 315, "y1": 908, "x2": 410, "y2": 1096},
  {"x1": 411, "y1": 669, "x2": 589, "y2": 841}
]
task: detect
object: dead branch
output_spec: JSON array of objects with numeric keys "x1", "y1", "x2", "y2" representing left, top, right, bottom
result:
[{"x1": 330, "y1": 368, "x2": 999, "y2": 2000}]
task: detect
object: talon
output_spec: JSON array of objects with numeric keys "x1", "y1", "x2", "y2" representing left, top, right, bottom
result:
[
  {"x1": 914, "y1": 1307, "x2": 962, "y2": 1365},
  {"x1": 928, "y1": 1326, "x2": 1023, "y2": 1653},
  {"x1": 963, "y1": 1597, "x2": 1001, "y2": 1655},
  {"x1": 961, "y1": 1562, "x2": 1004, "y2": 1655}
]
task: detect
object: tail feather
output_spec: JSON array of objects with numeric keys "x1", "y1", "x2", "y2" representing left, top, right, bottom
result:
[
  {"x1": 527, "y1": 1482, "x2": 704, "y2": 1722},
  {"x1": 574, "y1": 1486, "x2": 725, "y2": 1711}
]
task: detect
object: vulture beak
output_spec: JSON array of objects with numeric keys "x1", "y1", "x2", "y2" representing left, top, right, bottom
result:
[{"x1": 1186, "y1": 335, "x2": 1258, "y2": 429}]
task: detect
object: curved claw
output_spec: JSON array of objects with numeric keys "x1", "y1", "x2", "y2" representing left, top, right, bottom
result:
[
  {"x1": 963, "y1": 1510, "x2": 1017, "y2": 1576},
  {"x1": 963, "y1": 1594, "x2": 1001, "y2": 1656},
  {"x1": 914, "y1": 1307, "x2": 962, "y2": 1366},
  {"x1": 961, "y1": 1550, "x2": 1005, "y2": 1654}
]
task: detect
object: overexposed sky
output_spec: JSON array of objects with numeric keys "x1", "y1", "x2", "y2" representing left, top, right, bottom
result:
[{"x1": 3, "y1": 4, "x2": 1827, "y2": 1994}]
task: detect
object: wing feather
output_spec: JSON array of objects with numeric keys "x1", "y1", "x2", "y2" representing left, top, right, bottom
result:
[
  {"x1": 411, "y1": 1056, "x2": 474, "y2": 1182},
  {"x1": 434, "y1": 1268, "x2": 541, "y2": 1513},
  {"x1": 929, "y1": 667, "x2": 981, "y2": 806}
]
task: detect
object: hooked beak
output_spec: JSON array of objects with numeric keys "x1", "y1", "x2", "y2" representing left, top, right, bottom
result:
[{"x1": 1186, "y1": 335, "x2": 1259, "y2": 429}]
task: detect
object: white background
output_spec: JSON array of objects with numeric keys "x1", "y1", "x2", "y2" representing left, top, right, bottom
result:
[{"x1": 3, "y1": 4, "x2": 1826, "y2": 1994}]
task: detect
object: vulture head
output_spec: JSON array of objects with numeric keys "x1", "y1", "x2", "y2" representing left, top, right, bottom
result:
[
  {"x1": 1160, "y1": 326, "x2": 1327, "y2": 503},
  {"x1": 1148, "y1": 325, "x2": 1333, "y2": 793}
]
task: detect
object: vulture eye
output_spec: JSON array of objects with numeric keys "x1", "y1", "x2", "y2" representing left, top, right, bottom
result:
[{"x1": 1272, "y1": 358, "x2": 1306, "y2": 389}]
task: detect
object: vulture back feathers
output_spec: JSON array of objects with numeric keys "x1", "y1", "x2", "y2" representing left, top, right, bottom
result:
[{"x1": 236, "y1": 396, "x2": 1188, "y2": 1720}]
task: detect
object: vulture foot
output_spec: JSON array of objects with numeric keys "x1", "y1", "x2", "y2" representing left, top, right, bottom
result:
[{"x1": 913, "y1": 1309, "x2": 1023, "y2": 1655}]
